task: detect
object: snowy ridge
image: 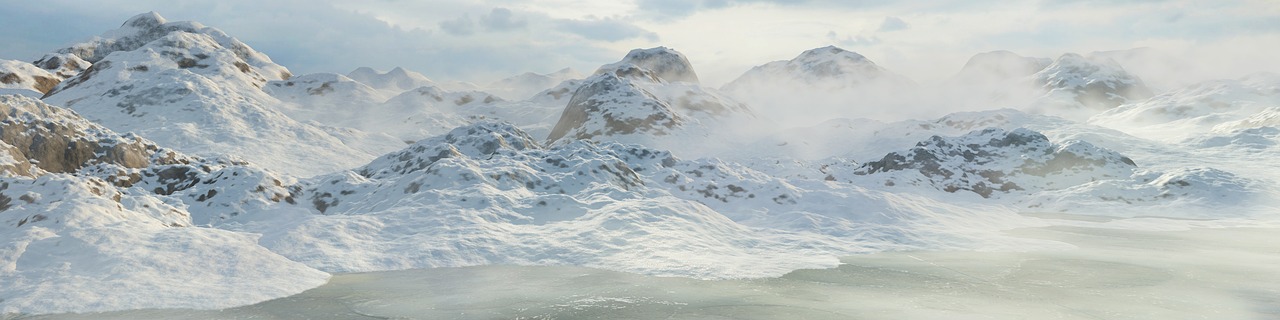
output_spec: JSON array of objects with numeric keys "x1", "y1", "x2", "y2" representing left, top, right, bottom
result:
[
  {"x1": 0, "y1": 94, "x2": 328, "y2": 314},
  {"x1": 595, "y1": 47, "x2": 700, "y2": 83},
  {"x1": 1032, "y1": 53, "x2": 1153, "y2": 113},
  {"x1": 1090, "y1": 72, "x2": 1280, "y2": 143},
  {"x1": 41, "y1": 13, "x2": 403, "y2": 176},
  {"x1": 546, "y1": 47, "x2": 757, "y2": 158},
  {"x1": 2, "y1": 10, "x2": 1279, "y2": 317},
  {"x1": 849, "y1": 127, "x2": 1137, "y2": 198},
  {"x1": 0, "y1": 60, "x2": 60, "y2": 96},
  {"x1": 255, "y1": 121, "x2": 1051, "y2": 279}
]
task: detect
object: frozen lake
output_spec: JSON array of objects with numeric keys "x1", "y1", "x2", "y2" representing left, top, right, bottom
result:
[{"x1": 23, "y1": 215, "x2": 1280, "y2": 320}]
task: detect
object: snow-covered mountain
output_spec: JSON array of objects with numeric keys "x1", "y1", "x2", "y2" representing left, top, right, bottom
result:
[
  {"x1": 0, "y1": 95, "x2": 328, "y2": 314},
  {"x1": 39, "y1": 12, "x2": 402, "y2": 176},
  {"x1": 545, "y1": 47, "x2": 757, "y2": 156},
  {"x1": 848, "y1": 127, "x2": 1138, "y2": 198},
  {"x1": 720, "y1": 45, "x2": 917, "y2": 124},
  {"x1": 2, "y1": 10, "x2": 1279, "y2": 318},
  {"x1": 1030, "y1": 53, "x2": 1154, "y2": 115}
]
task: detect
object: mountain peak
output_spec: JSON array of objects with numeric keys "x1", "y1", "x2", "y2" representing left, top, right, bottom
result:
[
  {"x1": 122, "y1": 11, "x2": 167, "y2": 29},
  {"x1": 1033, "y1": 52, "x2": 1152, "y2": 110},
  {"x1": 796, "y1": 45, "x2": 867, "y2": 62},
  {"x1": 595, "y1": 47, "x2": 700, "y2": 84}
]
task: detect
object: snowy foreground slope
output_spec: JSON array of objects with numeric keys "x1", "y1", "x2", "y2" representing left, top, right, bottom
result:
[{"x1": 1, "y1": 12, "x2": 1280, "y2": 317}]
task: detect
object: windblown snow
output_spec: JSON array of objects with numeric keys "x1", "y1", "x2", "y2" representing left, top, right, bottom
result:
[{"x1": 1, "y1": 12, "x2": 1278, "y2": 317}]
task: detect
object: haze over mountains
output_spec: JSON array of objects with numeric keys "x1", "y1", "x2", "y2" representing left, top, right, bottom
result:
[{"x1": 1, "y1": 12, "x2": 1278, "y2": 316}]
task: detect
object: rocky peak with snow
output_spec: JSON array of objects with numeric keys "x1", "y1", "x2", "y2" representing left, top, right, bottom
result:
[
  {"x1": 1033, "y1": 53, "x2": 1153, "y2": 110},
  {"x1": 595, "y1": 47, "x2": 700, "y2": 84},
  {"x1": 0, "y1": 60, "x2": 60, "y2": 96},
  {"x1": 852, "y1": 127, "x2": 1137, "y2": 198},
  {"x1": 40, "y1": 13, "x2": 401, "y2": 176},
  {"x1": 546, "y1": 72, "x2": 683, "y2": 143},
  {"x1": 546, "y1": 47, "x2": 755, "y2": 147}
]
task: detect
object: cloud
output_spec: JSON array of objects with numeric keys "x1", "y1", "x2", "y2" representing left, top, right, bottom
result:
[
  {"x1": 480, "y1": 8, "x2": 527, "y2": 32},
  {"x1": 878, "y1": 16, "x2": 908, "y2": 32},
  {"x1": 826, "y1": 31, "x2": 881, "y2": 47},
  {"x1": 556, "y1": 17, "x2": 660, "y2": 42},
  {"x1": 439, "y1": 14, "x2": 476, "y2": 36}
]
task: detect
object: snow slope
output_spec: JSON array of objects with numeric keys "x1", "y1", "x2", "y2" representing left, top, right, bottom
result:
[
  {"x1": 41, "y1": 12, "x2": 402, "y2": 176},
  {"x1": 1030, "y1": 53, "x2": 1154, "y2": 117},
  {"x1": 2, "y1": 12, "x2": 1279, "y2": 317},
  {"x1": 546, "y1": 47, "x2": 759, "y2": 157},
  {"x1": 0, "y1": 60, "x2": 60, "y2": 96},
  {"x1": 0, "y1": 95, "x2": 328, "y2": 315}
]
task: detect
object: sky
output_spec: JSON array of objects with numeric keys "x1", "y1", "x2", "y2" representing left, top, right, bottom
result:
[{"x1": 0, "y1": 0, "x2": 1277, "y2": 87}]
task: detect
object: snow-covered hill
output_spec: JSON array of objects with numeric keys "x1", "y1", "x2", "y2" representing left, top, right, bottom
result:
[
  {"x1": 720, "y1": 46, "x2": 917, "y2": 124},
  {"x1": 1090, "y1": 72, "x2": 1280, "y2": 142},
  {"x1": 0, "y1": 60, "x2": 60, "y2": 96},
  {"x1": 0, "y1": 95, "x2": 328, "y2": 315},
  {"x1": 1030, "y1": 53, "x2": 1153, "y2": 117},
  {"x1": 546, "y1": 47, "x2": 757, "y2": 157},
  {"x1": 2, "y1": 10, "x2": 1279, "y2": 318},
  {"x1": 40, "y1": 12, "x2": 402, "y2": 176}
]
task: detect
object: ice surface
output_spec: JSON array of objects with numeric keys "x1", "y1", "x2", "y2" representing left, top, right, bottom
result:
[{"x1": 27, "y1": 218, "x2": 1279, "y2": 320}]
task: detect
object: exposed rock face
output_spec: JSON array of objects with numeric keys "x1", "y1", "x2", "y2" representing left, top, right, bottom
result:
[
  {"x1": 0, "y1": 95, "x2": 165, "y2": 174},
  {"x1": 854, "y1": 127, "x2": 1137, "y2": 198},
  {"x1": 33, "y1": 53, "x2": 91, "y2": 80},
  {"x1": 0, "y1": 93, "x2": 308, "y2": 226},
  {"x1": 1034, "y1": 53, "x2": 1153, "y2": 110},
  {"x1": 546, "y1": 47, "x2": 754, "y2": 146},
  {"x1": 595, "y1": 47, "x2": 700, "y2": 83},
  {"x1": 546, "y1": 72, "x2": 683, "y2": 142},
  {"x1": 39, "y1": 12, "x2": 401, "y2": 176},
  {"x1": 0, "y1": 60, "x2": 61, "y2": 95}
]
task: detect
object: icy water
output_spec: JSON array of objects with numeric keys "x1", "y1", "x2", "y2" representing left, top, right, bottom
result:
[{"x1": 25, "y1": 215, "x2": 1280, "y2": 320}]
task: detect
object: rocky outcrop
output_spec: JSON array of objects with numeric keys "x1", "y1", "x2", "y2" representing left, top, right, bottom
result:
[
  {"x1": 853, "y1": 127, "x2": 1137, "y2": 198},
  {"x1": 0, "y1": 60, "x2": 61, "y2": 95},
  {"x1": 1034, "y1": 53, "x2": 1153, "y2": 110},
  {"x1": 546, "y1": 72, "x2": 683, "y2": 142},
  {"x1": 595, "y1": 47, "x2": 699, "y2": 83},
  {"x1": 546, "y1": 47, "x2": 753, "y2": 145}
]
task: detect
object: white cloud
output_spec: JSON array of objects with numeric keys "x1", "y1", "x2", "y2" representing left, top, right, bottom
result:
[
  {"x1": 439, "y1": 14, "x2": 477, "y2": 36},
  {"x1": 878, "y1": 16, "x2": 908, "y2": 32},
  {"x1": 0, "y1": 0, "x2": 1275, "y2": 87}
]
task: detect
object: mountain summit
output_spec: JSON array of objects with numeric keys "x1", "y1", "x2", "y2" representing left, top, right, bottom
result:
[{"x1": 40, "y1": 12, "x2": 401, "y2": 176}]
